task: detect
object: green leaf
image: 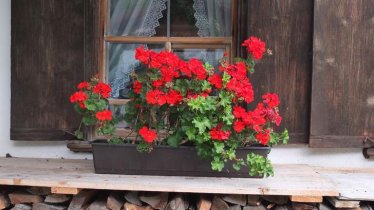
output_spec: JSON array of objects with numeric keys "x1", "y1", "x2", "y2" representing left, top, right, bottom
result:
[
  {"x1": 96, "y1": 99, "x2": 107, "y2": 111},
  {"x1": 188, "y1": 96, "x2": 216, "y2": 113},
  {"x1": 109, "y1": 136, "x2": 123, "y2": 145},
  {"x1": 201, "y1": 80, "x2": 211, "y2": 91},
  {"x1": 281, "y1": 129, "x2": 289, "y2": 144},
  {"x1": 82, "y1": 116, "x2": 96, "y2": 126},
  {"x1": 246, "y1": 153, "x2": 274, "y2": 177},
  {"x1": 185, "y1": 127, "x2": 197, "y2": 140},
  {"x1": 213, "y1": 142, "x2": 225, "y2": 154},
  {"x1": 84, "y1": 100, "x2": 96, "y2": 111},
  {"x1": 222, "y1": 72, "x2": 231, "y2": 86},
  {"x1": 167, "y1": 131, "x2": 183, "y2": 147},
  {"x1": 74, "y1": 130, "x2": 83, "y2": 139},
  {"x1": 218, "y1": 91, "x2": 233, "y2": 107},
  {"x1": 211, "y1": 157, "x2": 225, "y2": 171},
  {"x1": 192, "y1": 116, "x2": 212, "y2": 134}
]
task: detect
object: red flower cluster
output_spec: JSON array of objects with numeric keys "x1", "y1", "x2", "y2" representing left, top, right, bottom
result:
[
  {"x1": 135, "y1": 46, "x2": 208, "y2": 83},
  {"x1": 96, "y1": 110, "x2": 112, "y2": 121},
  {"x1": 70, "y1": 91, "x2": 87, "y2": 103},
  {"x1": 255, "y1": 129, "x2": 271, "y2": 145},
  {"x1": 93, "y1": 82, "x2": 112, "y2": 98},
  {"x1": 146, "y1": 89, "x2": 183, "y2": 106},
  {"x1": 77, "y1": 81, "x2": 89, "y2": 90},
  {"x1": 139, "y1": 126, "x2": 157, "y2": 143},
  {"x1": 210, "y1": 125, "x2": 231, "y2": 141},
  {"x1": 262, "y1": 93, "x2": 280, "y2": 108},
  {"x1": 222, "y1": 62, "x2": 254, "y2": 103},
  {"x1": 133, "y1": 80, "x2": 142, "y2": 94},
  {"x1": 242, "y1": 36, "x2": 266, "y2": 60},
  {"x1": 208, "y1": 74, "x2": 223, "y2": 89}
]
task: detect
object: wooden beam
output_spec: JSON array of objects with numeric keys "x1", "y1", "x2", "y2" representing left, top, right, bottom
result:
[
  {"x1": 327, "y1": 197, "x2": 360, "y2": 208},
  {"x1": 105, "y1": 36, "x2": 232, "y2": 45},
  {"x1": 290, "y1": 195, "x2": 323, "y2": 203},
  {"x1": 51, "y1": 187, "x2": 81, "y2": 195}
]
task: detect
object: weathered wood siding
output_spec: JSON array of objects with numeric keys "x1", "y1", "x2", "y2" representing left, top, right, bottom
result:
[
  {"x1": 310, "y1": 0, "x2": 374, "y2": 147},
  {"x1": 241, "y1": 0, "x2": 314, "y2": 144},
  {"x1": 11, "y1": 0, "x2": 98, "y2": 140}
]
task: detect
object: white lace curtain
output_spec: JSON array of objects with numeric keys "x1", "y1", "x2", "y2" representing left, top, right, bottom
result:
[{"x1": 109, "y1": 0, "x2": 231, "y2": 98}]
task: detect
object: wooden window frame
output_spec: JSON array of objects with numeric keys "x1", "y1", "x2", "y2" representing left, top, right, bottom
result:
[{"x1": 96, "y1": 0, "x2": 238, "y2": 138}]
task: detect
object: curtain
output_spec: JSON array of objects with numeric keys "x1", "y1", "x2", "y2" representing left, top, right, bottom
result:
[
  {"x1": 109, "y1": 0, "x2": 167, "y2": 98},
  {"x1": 191, "y1": 0, "x2": 232, "y2": 67},
  {"x1": 193, "y1": 0, "x2": 232, "y2": 37}
]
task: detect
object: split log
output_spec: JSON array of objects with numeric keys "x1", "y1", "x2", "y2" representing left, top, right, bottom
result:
[
  {"x1": 44, "y1": 195, "x2": 71, "y2": 204},
  {"x1": 165, "y1": 194, "x2": 188, "y2": 210},
  {"x1": 9, "y1": 192, "x2": 43, "y2": 204},
  {"x1": 87, "y1": 198, "x2": 109, "y2": 210},
  {"x1": 229, "y1": 205, "x2": 242, "y2": 210},
  {"x1": 0, "y1": 193, "x2": 10, "y2": 209},
  {"x1": 124, "y1": 202, "x2": 153, "y2": 210},
  {"x1": 247, "y1": 195, "x2": 261, "y2": 206},
  {"x1": 124, "y1": 192, "x2": 142, "y2": 206},
  {"x1": 67, "y1": 190, "x2": 97, "y2": 210},
  {"x1": 211, "y1": 196, "x2": 229, "y2": 210},
  {"x1": 32, "y1": 203, "x2": 67, "y2": 210},
  {"x1": 274, "y1": 206, "x2": 288, "y2": 210},
  {"x1": 196, "y1": 196, "x2": 211, "y2": 210},
  {"x1": 139, "y1": 192, "x2": 168, "y2": 210},
  {"x1": 222, "y1": 194, "x2": 247, "y2": 206},
  {"x1": 319, "y1": 203, "x2": 333, "y2": 210},
  {"x1": 243, "y1": 205, "x2": 266, "y2": 210},
  {"x1": 11, "y1": 204, "x2": 32, "y2": 210},
  {"x1": 107, "y1": 192, "x2": 125, "y2": 210},
  {"x1": 292, "y1": 203, "x2": 318, "y2": 210}
]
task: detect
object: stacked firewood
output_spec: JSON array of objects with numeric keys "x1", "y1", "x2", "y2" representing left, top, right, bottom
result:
[{"x1": 0, "y1": 187, "x2": 372, "y2": 210}]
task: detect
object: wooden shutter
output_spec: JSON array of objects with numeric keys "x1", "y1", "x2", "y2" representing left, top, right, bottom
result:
[
  {"x1": 240, "y1": 0, "x2": 314, "y2": 143},
  {"x1": 11, "y1": 0, "x2": 99, "y2": 140},
  {"x1": 310, "y1": 0, "x2": 374, "y2": 147}
]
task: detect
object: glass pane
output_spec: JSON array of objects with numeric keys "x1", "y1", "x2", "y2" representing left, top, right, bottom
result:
[
  {"x1": 173, "y1": 48, "x2": 225, "y2": 68},
  {"x1": 108, "y1": 0, "x2": 167, "y2": 36},
  {"x1": 109, "y1": 105, "x2": 130, "y2": 128},
  {"x1": 107, "y1": 43, "x2": 164, "y2": 99},
  {"x1": 170, "y1": 0, "x2": 199, "y2": 37},
  {"x1": 188, "y1": 0, "x2": 232, "y2": 37}
]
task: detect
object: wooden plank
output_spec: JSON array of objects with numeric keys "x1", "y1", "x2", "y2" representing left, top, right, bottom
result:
[
  {"x1": 327, "y1": 197, "x2": 360, "y2": 208},
  {"x1": 51, "y1": 187, "x2": 81, "y2": 195},
  {"x1": 11, "y1": 0, "x2": 85, "y2": 140},
  {"x1": 290, "y1": 195, "x2": 323, "y2": 203},
  {"x1": 243, "y1": 0, "x2": 314, "y2": 144},
  {"x1": 310, "y1": 0, "x2": 374, "y2": 148},
  {"x1": 0, "y1": 158, "x2": 338, "y2": 196},
  {"x1": 105, "y1": 36, "x2": 232, "y2": 44}
]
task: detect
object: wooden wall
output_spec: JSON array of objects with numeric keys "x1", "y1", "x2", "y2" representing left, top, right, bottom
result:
[
  {"x1": 11, "y1": 0, "x2": 373, "y2": 147},
  {"x1": 11, "y1": 0, "x2": 98, "y2": 140}
]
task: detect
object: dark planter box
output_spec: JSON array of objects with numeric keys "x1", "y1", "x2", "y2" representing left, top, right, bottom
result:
[{"x1": 92, "y1": 141, "x2": 270, "y2": 178}]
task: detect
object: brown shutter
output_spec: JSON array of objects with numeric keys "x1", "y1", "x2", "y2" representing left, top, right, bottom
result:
[
  {"x1": 11, "y1": 0, "x2": 99, "y2": 140},
  {"x1": 310, "y1": 0, "x2": 374, "y2": 147},
  {"x1": 241, "y1": 0, "x2": 314, "y2": 143}
]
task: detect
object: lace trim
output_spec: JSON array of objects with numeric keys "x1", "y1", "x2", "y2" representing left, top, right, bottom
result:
[
  {"x1": 193, "y1": 0, "x2": 210, "y2": 37},
  {"x1": 138, "y1": 0, "x2": 167, "y2": 36}
]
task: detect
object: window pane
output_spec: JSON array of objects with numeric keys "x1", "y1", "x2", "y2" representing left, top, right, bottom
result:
[
  {"x1": 108, "y1": 0, "x2": 167, "y2": 36},
  {"x1": 170, "y1": 0, "x2": 199, "y2": 37},
  {"x1": 173, "y1": 48, "x2": 225, "y2": 68},
  {"x1": 190, "y1": 0, "x2": 232, "y2": 37},
  {"x1": 109, "y1": 105, "x2": 129, "y2": 128},
  {"x1": 107, "y1": 43, "x2": 164, "y2": 99}
]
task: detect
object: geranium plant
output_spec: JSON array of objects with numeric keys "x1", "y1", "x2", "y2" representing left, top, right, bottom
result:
[{"x1": 70, "y1": 36, "x2": 289, "y2": 177}]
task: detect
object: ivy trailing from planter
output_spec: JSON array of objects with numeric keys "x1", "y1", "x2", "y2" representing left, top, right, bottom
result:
[{"x1": 70, "y1": 36, "x2": 289, "y2": 177}]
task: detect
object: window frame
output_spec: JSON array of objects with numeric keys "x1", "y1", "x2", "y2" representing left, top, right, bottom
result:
[{"x1": 97, "y1": 0, "x2": 238, "y2": 138}]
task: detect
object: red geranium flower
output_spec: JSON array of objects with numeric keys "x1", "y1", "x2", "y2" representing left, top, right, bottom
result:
[
  {"x1": 210, "y1": 125, "x2": 231, "y2": 141},
  {"x1": 208, "y1": 74, "x2": 223, "y2": 89},
  {"x1": 93, "y1": 82, "x2": 112, "y2": 98},
  {"x1": 242, "y1": 36, "x2": 266, "y2": 60},
  {"x1": 152, "y1": 79, "x2": 164, "y2": 89},
  {"x1": 70, "y1": 91, "x2": 88, "y2": 103},
  {"x1": 166, "y1": 90, "x2": 183, "y2": 105},
  {"x1": 135, "y1": 46, "x2": 150, "y2": 64},
  {"x1": 255, "y1": 130, "x2": 271, "y2": 145},
  {"x1": 146, "y1": 90, "x2": 167, "y2": 106},
  {"x1": 77, "y1": 81, "x2": 89, "y2": 90},
  {"x1": 262, "y1": 93, "x2": 280, "y2": 108},
  {"x1": 188, "y1": 58, "x2": 207, "y2": 80},
  {"x1": 133, "y1": 80, "x2": 142, "y2": 94},
  {"x1": 233, "y1": 120, "x2": 245, "y2": 133},
  {"x1": 96, "y1": 110, "x2": 112, "y2": 121},
  {"x1": 139, "y1": 126, "x2": 157, "y2": 143}
]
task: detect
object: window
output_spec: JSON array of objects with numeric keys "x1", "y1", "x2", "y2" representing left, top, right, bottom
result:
[{"x1": 99, "y1": 0, "x2": 238, "y2": 134}]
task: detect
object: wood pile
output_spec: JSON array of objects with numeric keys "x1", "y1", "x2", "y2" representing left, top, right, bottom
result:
[{"x1": 0, "y1": 186, "x2": 372, "y2": 210}]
